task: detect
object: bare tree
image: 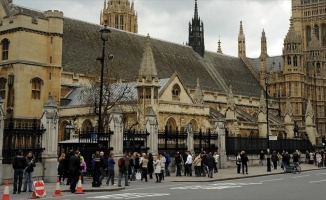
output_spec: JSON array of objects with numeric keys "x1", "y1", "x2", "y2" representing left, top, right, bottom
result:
[{"x1": 78, "y1": 59, "x2": 138, "y2": 131}]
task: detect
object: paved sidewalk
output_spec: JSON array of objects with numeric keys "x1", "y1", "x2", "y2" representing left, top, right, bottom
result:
[{"x1": 1, "y1": 163, "x2": 324, "y2": 198}]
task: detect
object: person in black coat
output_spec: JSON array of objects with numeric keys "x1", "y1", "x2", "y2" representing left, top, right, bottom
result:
[
  {"x1": 206, "y1": 153, "x2": 216, "y2": 178},
  {"x1": 65, "y1": 150, "x2": 74, "y2": 185},
  {"x1": 174, "y1": 152, "x2": 182, "y2": 177},
  {"x1": 271, "y1": 151, "x2": 278, "y2": 170},
  {"x1": 12, "y1": 149, "x2": 28, "y2": 194},
  {"x1": 69, "y1": 150, "x2": 81, "y2": 193},
  {"x1": 240, "y1": 151, "x2": 248, "y2": 174},
  {"x1": 147, "y1": 153, "x2": 154, "y2": 179}
]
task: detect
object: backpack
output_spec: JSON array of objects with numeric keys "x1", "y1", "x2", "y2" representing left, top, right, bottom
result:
[
  {"x1": 118, "y1": 157, "x2": 125, "y2": 168},
  {"x1": 166, "y1": 155, "x2": 171, "y2": 164}
]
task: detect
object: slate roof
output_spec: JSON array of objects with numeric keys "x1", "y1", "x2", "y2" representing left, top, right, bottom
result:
[
  {"x1": 248, "y1": 56, "x2": 284, "y2": 73},
  {"x1": 13, "y1": 4, "x2": 263, "y2": 98},
  {"x1": 64, "y1": 78, "x2": 170, "y2": 106}
]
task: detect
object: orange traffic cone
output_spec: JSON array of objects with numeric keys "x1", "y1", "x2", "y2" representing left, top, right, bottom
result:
[
  {"x1": 29, "y1": 191, "x2": 39, "y2": 199},
  {"x1": 52, "y1": 177, "x2": 63, "y2": 197},
  {"x1": 75, "y1": 176, "x2": 84, "y2": 194},
  {"x1": 2, "y1": 180, "x2": 10, "y2": 200}
]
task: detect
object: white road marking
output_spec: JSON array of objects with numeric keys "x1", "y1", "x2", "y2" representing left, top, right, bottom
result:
[
  {"x1": 170, "y1": 182, "x2": 262, "y2": 190},
  {"x1": 259, "y1": 178, "x2": 283, "y2": 183},
  {"x1": 88, "y1": 193, "x2": 170, "y2": 199},
  {"x1": 309, "y1": 180, "x2": 326, "y2": 183},
  {"x1": 292, "y1": 175, "x2": 309, "y2": 179},
  {"x1": 316, "y1": 173, "x2": 326, "y2": 175}
]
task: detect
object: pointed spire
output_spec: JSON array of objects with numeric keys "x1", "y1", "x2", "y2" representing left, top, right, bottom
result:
[
  {"x1": 284, "y1": 98, "x2": 293, "y2": 116},
  {"x1": 238, "y1": 21, "x2": 246, "y2": 58},
  {"x1": 239, "y1": 21, "x2": 244, "y2": 35},
  {"x1": 194, "y1": 0, "x2": 198, "y2": 20},
  {"x1": 104, "y1": 0, "x2": 107, "y2": 10},
  {"x1": 217, "y1": 35, "x2": 222, "y2": 54},
  {"x1": 284, "y1": 17, "x2": 301, "y2": 44},
  {"x1": 131, "y1": 0, "x2": 134, "y2": 11},
  {"x1": 308, "y1": 27, "x2": 321, "y2": 51},
  {"x1": 259, "y1": 90, "x2": 266, "y2": 113},
  {"x1": 44, "y1": 94, "x2": 57, "y2": 109},
  {"x1": 227, "y1": 85, "x2": 235, "y2": 110},
  {"x1": 305, "y1": 100, "x2": 314, "y2": 118},
  {"x1": 193, "y1": 78, "x2": 203, "y2": 104},
  {"x1": 260, "y1": 29, "x2": 268, "y2": 57},
  {"x1": 138, "y1": 34, "x2": 158, "y2": 80}
]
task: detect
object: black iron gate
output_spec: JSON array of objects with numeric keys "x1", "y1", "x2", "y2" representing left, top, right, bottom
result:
[
  {"x1": 123, "y1": 129, "x2": 149, "y2": 154},
  {"x1": 158, "y1": 126, "x2": 188, "y2": 155},
  {"x1": 226, "y1": 135, "x2": 314, "y2": 156},
  {"x1": 2, "y1": 118, "x2": 46, "y2": 164},
  {"x1": 193, "y1": 128, "x2": 218, "y2": 153}
]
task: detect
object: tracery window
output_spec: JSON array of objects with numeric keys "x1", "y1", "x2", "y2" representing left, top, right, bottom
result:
[
  {"x1": 1, "y1": 38, "x2": 9, "y2": 60},
  {"x1": 172, "y1": 84, "x2": 181, "y2": 101},
  {"x1": 0, "y1": 77, "x2": 6, "y2": 99},
  {"x1": 31, "y1": 77, "x2": 43, "y2": 100}
]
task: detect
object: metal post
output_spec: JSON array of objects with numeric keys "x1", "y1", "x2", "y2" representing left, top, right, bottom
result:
[
  {"x1": 265, "y1": 77, "x2": 271, "y2": 172},
  {"x1": 93, "y1": 24, "x2": 110, "y2": 188}
]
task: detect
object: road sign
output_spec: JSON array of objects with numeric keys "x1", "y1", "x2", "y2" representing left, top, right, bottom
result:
[
  {"x1": 269, "y1": 136, "x2": 277, "y2": 141},
  {"x1": 33, "y1": 180, "x2": 46, "y2": 197}
]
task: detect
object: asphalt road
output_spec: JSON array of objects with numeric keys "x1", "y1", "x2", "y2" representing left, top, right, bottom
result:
[{"x1": 10, "y1": 169, "x2": 326, "y2": 200}]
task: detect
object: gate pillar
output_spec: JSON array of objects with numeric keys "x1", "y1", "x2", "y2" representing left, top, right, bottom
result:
[
  {"x1": 186, "y1": 123, "x2": 194, "y2": 152},
  {"x1": 145, "y1": 108, "x2": 158, "y2": 155},
  {"x1": 41, "y1": 95, "x2": 59, "y2": 182},
  {"x1": 216, "y1": 121, "x2": 227, "y2": 169},
  {"x1": 109, "y1": 106, "x2": 124, "y2": 155}
]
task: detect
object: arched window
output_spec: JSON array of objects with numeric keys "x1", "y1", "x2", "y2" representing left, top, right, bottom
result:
[
  {"x1": 322, "y1": 24, "x2": 326, "y2": 46},
  {"x1": 293, "y1": 56, "x2": 298, "y2": 66},
  {"x1": 166, "y1": 117, "x2": 177, "y2": 132},
  {"x1": 82, "y1": 119, "x2": 94, "y2": 131},
  {"x1": 287, "y1": 56, "x2": 291, "y2": 65},
  {"x1": 1, "y1": 38, "x2": 9, "y2": 60},
  {"x1": 314, "y1": 24, "x2": 319, "y2": 40},
  {"x1": 306, "y1": 26, "x2": 311, "y2": 44},
  {"x1": 172, "y1": 84, "x2": 181, "y2": 101},
  {"x1": 0, "y1": 77, "x2": 6, "y2": 99},
  {"x1": 317, "y1": 62, "x2": 321, "y2": 74},
  {"x1": 31, "y1": 77, "x2": 43, "y2": 100}
]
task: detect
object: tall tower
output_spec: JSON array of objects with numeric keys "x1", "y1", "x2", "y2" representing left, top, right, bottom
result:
[
  {"x1": 238, "y1": 21, "x2": 246, "y2": 58},
  {"x1": 136, "y1": 35, "x2": 160, "y2": 129},
  {"x1": 188, "y1": 0, "x2": 205, "y2": 57},
  {"x1": 259, "y1": 29, "x2": 268, "y2": 86},
  {"x1": 101, "y1": 0, "x2": 138, "y2": 33}
]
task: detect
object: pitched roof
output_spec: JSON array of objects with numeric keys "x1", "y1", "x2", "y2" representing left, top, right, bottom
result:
[{"x1": 13, "y1": 4, "x2": 263, "y2": 98}]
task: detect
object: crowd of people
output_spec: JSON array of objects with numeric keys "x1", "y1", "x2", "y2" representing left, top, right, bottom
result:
[{"x1": 11, "y1": 148, "x2": 326, "y2": 194}]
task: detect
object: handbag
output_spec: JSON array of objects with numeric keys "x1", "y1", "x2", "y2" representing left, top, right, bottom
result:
[{"x1": 135, "y1": 172, "x2": 141, "y2": 180}]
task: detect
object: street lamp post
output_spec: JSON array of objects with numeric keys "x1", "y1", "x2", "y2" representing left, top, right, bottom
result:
[
  {"x1": 265, "y1": 76, "x2": 271, "y2": 172},
  {"x1": 92, "y1": 24, "x2": 111, "y2": 188}
]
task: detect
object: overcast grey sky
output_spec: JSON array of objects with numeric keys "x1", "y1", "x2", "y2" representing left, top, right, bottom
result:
[{"x1": 15, "y1": 0, "x2": 291, "y2": 58}]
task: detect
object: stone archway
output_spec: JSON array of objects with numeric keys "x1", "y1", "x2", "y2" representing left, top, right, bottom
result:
[
  {"x1": 82, "y1": 119, "x2": 94, "y2": 130},
  {"x1": 166, "y1": 117, "x2": 177, "y2": 132}
]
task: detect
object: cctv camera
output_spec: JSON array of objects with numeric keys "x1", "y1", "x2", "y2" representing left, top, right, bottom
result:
[{"x1": 108, "y1": 54, "x2": 114, "y2": 60}]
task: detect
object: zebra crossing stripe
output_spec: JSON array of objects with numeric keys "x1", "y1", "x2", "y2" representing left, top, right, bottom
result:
[{"x1": 88, "y1": 193, "x2": 170, "y2": 199}]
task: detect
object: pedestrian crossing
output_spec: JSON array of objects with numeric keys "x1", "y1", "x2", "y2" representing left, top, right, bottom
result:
[
  {"x1": 170, "y1": 182, "x2": 262, "y2": 190},
  {"x1": 88, "y1": 193, "x2": 170, "y2": 199}
]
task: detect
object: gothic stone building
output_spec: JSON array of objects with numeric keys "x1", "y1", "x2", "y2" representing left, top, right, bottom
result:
[{"x1": 0, "y1": 0, "x2": 321, "y2": 158}]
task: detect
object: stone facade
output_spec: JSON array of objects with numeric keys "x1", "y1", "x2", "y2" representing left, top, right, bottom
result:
[
  {"x1": 0, "y1": 0, "x2": 321, "y2": 183},
  {"x1": 100, "y1": 0, "x2": 138, "y2": 33}
]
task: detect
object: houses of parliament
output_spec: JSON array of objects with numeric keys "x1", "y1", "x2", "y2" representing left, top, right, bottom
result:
[{"x1": 0, "y1": 0, "x2": 324, "y2": 149}]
